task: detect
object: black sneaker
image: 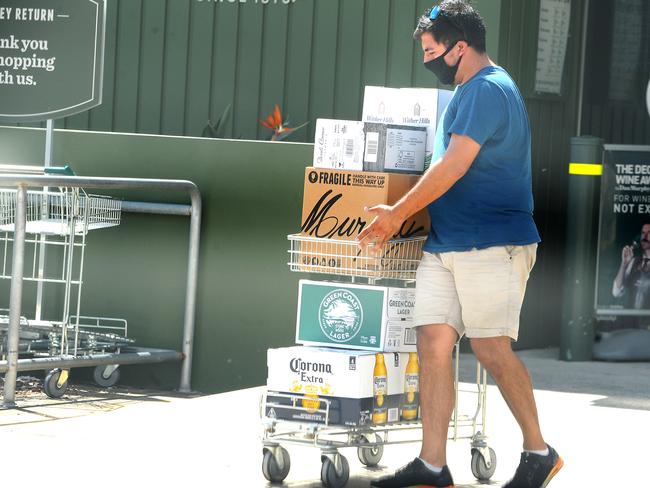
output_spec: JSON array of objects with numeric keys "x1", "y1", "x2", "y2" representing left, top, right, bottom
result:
[
  {"x1": 370, "y1": 458, "x2": 455, "y2": 487},
  {"x1": 503, "y1": 445, "x2": 564, "y2": 488}
]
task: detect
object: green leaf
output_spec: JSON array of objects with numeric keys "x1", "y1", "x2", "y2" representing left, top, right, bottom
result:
[
  {"x1": 214, "y1": 103, "x2": 232, "y2": 136},
  {"x1": 202, "y1": 104, "x2": 235, "y2": 139}
]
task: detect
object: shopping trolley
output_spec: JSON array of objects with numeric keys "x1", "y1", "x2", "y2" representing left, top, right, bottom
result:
[
  {"x1": 259, "y1": 234, "x2": 497, "y2": 487},
  {"x1": 0, "y1": 174, "x2": 129, "y2": 397}
]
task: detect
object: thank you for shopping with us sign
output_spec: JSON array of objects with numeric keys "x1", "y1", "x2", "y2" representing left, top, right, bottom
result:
[{"x1": 0, "y1": 0, "x2": 106, "y2": 122}]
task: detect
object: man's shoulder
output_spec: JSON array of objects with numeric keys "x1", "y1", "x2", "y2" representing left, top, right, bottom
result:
[
  {"x1": 462, "y1": 68, "x2": 511, "y2": 97},
  {"x1": 457, "y1": 74, "x2": 509, "y2": 114}
]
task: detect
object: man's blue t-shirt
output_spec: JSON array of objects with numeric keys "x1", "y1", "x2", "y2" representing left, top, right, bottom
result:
[{"x1": 424, "y1": 65, "x2": 540, "y2": 253}]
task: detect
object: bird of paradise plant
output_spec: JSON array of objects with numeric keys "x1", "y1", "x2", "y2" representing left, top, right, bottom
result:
[{"x1": 260, "y1": 104, "x2": 309, "y2": 141}]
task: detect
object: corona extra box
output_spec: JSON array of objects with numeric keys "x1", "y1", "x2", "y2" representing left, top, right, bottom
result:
[
  {"x1": 296, "y1": 280, "x2": 417, "y2": 352},
  {"x1": 266, "y1": 346, "x2": 418, "y2": 426}
]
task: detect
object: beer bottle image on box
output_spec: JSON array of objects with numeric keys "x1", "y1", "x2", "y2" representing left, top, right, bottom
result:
[
  {"x1": 372, "y1": 353, "x2": 388, "y2": 425},
  {"x1": 401, "y1": 352, "x2": 420, "y2": 421}
]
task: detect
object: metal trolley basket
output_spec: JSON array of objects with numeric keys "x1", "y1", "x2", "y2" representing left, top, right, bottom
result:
[
  {"x1": 0, "y1": 184, "x2": 130, "y2": 397},
  {"x1": 259, "y1": 234, "x2": 497, "y2": 487}
]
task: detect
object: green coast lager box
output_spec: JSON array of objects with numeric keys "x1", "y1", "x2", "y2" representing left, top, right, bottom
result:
[
  {"x1": 296, "y1": 280, "x2": 416, "y2": 352},
  {"x1": 266, "y1": 346, "x2": 418, "y2": 427}
]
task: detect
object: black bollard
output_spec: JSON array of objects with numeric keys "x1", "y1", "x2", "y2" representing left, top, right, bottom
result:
[{"x1": 560, "y1": 136, "x2": 604, "y2": 361}]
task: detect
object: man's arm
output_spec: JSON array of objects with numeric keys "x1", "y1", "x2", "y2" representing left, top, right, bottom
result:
[
  {"x1": 357, "y1": 133, "x2": 481, "y2": 250},
  {"x1": 613, "y1": 246, "x2": 634, "y2": 297}
]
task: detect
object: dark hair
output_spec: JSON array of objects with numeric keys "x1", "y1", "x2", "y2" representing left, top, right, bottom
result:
[{"x1": 413, "y1": 0, "x2": 487, "y2": 53}]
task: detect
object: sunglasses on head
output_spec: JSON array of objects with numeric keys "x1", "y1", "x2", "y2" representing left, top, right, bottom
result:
[
  {"x1": 429, "y1": 4, "x2": 466, "y2": 40},
  {"x1": 429, "y1": 5, "x2": 443, "y2": 20}
]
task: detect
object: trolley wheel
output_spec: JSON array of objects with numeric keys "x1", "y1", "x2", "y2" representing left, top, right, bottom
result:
[
  {"x1": 471, "y1": 447, "x2": 497, "y2": 481},
  {"x1": 44, "y1": 369, "x2": 68, "y2": 399},
  {"x1": 93, "y1": 365, "x2": 120, "y2": 387},
  {"x1": 321, "y1": 455, "x2": 349, "y2": 488},
  {"x1": 357, "y1": 434, "x2": 384, "y2": 466},
  {"x1": 262, "y1": 447, "x2": 290, "y2": 483}
]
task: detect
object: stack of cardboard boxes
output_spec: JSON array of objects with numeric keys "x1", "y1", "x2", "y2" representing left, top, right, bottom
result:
[
  {"x1": 265, "y1": 87, "x2": 453, "y2": 427},
  {"x1": 314, "y1": 86, "x2": 453, "y2": 174}
]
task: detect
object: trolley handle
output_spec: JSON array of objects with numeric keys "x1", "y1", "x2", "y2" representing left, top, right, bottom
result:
[{"x1": 44, "y1": 165, "x2": 76, "y2": 176}]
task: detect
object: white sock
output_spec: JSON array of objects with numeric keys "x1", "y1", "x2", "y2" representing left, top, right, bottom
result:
[
  {"x1": 418, "y1": 457, "x2": 443, "y2": 473},
  {"x1": 525, "y1": 447, "x2": 549, "y2": 456}
]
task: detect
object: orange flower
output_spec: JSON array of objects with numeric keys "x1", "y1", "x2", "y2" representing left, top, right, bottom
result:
[
  {"x1": 259, "y1": 105, "x2": 308, "y2": 141},
  {"x1": 260, "y1": 105, "x2": 283, "y2": 130}
]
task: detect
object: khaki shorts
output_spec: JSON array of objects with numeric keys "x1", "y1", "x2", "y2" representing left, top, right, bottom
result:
[{"x1": 414, "y1": 244, "x2": 537, "y2": 341}]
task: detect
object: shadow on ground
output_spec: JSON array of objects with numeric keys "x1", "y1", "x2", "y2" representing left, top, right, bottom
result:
[{"x1": 458, "y1": 348, "x2": 650, "y2": 411}]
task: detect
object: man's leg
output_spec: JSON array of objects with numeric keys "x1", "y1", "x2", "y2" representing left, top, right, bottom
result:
[
  {"x1": 371, "y1": 251, "x2": 461, "y2": 487},
  {"x1": 471, "y1": 337, "x2": 564, "y2": 487},
  {"x1": 417, "y1": 324, "x2": 459, "y2": 466},
  {"x1": 469, "y1": 336, "x2": 545, "y2": 450},
  {"x1": 370, "y1": 324, "x2": 459, "y2": 487}
]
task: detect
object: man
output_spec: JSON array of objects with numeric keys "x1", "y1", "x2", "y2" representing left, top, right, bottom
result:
[
  {"x1": 612, "y1": 222, "x2": 650, "y2": 309},
  {"x1": 359, "y1": 2, "x2": 563, "y2": 487}
]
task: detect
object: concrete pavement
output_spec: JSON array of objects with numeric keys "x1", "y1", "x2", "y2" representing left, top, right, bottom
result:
[{"x1": 0, "y1": 349, "x2": 648, "y2": 487}]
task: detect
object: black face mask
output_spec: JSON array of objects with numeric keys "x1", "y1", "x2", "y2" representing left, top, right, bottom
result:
[{"x1": 424, "y1": 42, "x2": 462, "y2": 85}]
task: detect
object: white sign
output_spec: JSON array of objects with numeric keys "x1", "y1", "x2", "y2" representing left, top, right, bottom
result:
[{"x1": 534, "y1": 0, "x2": 571, "y2": 95}]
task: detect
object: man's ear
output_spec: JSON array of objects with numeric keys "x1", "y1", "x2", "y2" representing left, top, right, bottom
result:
[{"x1": 457, "y1": 40, "x2": 470, "y2": 55}]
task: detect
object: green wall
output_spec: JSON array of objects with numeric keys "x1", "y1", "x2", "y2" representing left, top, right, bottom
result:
[
  {"x1": 8, "y1": 0, "x2": 501, "y2": 142},
  {"x1": 0, "y1": 126, "x2": 312, "y2": 393}
]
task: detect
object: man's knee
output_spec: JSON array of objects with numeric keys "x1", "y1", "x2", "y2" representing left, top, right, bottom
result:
[
  {"x1": 417, "y1": 324, "x2": 458, "y2": 360},
  {"x1": 469, "y1": 337, "x2": 511, "y2": 375}
]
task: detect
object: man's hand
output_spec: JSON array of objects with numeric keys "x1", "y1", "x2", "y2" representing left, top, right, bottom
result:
[
  {"x1": 357, "y1": 204, "x2": 404, "y2": 253},
  {"x1": 621, "y1": 245, "x2": 634, "y2": 266}
]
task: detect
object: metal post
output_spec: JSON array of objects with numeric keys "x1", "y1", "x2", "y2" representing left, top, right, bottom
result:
[
  {"x1": 3, "y1": 185, "x2": 27, "y2": 407},
  {"x1": 576, "y1": 0, "x2": 590, "y2": 137},
  {"x1": 560, "y1": 136, "x2": 604, "y2": 361},
  {"x1": 35, "y1": 119, "x2": 54, "y2": 320},
  {"x1": 179, "y1": 189, "x2": 202, "y2": 393},
  {"x1": 44, "y1": 119, "x2": 54, "y2": 166}
]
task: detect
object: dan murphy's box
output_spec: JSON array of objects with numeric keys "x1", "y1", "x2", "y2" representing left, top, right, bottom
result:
[
  {"x1": 296, "y1": 279, "x2": 416, "y2": 352},
  {"x1": 298, "y1": 167, "x2": 429, "y2": 276},
  {"x1": 266, "y1": 346, "x2": 417, "y2": 426},
  {"x1": 300, "y1": 167, "x2": 429, "y2": 240}
]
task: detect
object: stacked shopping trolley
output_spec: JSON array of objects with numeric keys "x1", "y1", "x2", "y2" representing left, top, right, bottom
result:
[
  {"x1": 0, "y1": 166, "x2": 132, "y2": 397},
  {"x1": 260, "y1": 87, "x2": 498, "y2": 488}
]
